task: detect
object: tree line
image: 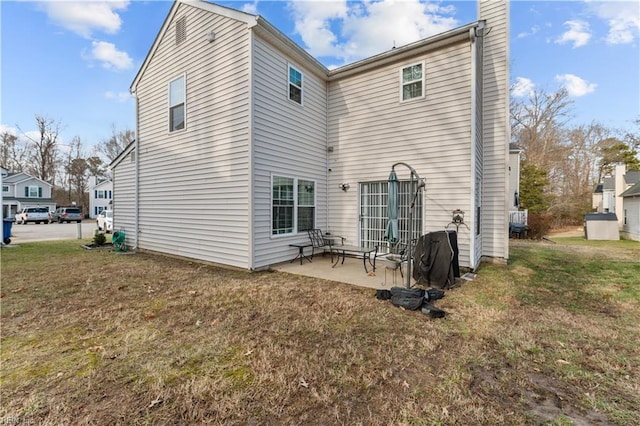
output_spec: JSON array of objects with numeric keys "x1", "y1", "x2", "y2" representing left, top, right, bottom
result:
[
  {"x1": 1, "y1": 115, "x2": 133, "y2": 210},
  {"x1": 511, "y1": 87, "x2": 639, "y2": 229}
]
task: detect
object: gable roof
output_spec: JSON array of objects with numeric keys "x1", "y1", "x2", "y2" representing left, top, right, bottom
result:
[
  {"x1": 624, "y1": 170, "x2": 640, "y2": 185},
  {"x1": 3, "y1": 172, "x2": 52, "y2": 187},
  {"x1": 621, "y1": 181, "x2": 640, "y2": 197},
  {"x1": 593, "y1": 183, "x2": 603, "y2": 194},
  {"x1": 602, "y1": 176, "x2": 615, "y2": 191},
  {"x1": 109, "y1": 140, "x2": 136, "y2": 169},
  {"x1": 92, "y1": 179, "x2": 113, "y2": 190},
  {"x1": 131, "y1": 0, "x2": 261, "y2": 91}
]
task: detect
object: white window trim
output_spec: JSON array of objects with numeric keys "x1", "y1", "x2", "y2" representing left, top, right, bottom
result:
[
  {"x1": 168, "y1": 73, "x2": 187, "y2": 133},
  {"x1": 288, "y1": 63, "x2": 304, "y2": 106},
  {"x1": 399, "y1": 61, "x2": 425, "y2": 102},
  {"x1": 27, "y1": 185, "x2": 39, "y2": 198},
  {"x1": 270, "y1": 174, "x2": 316, "y2": 238}
]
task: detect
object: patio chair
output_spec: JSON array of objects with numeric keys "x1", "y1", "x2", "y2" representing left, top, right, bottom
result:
[
  {"x1": 307, "y1": 229, "x2": 335, "y2": 262},
  {"x1": 373, "y1": 242, "x2": 407, "y2": 285}
]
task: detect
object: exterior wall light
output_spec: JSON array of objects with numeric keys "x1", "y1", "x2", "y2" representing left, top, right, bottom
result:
[{"x1": 340, "y1": 183, "x2": 350, "y2": 191}]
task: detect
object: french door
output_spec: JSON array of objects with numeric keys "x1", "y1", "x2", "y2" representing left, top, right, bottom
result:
[{"x1": 359, "y1": 181, "x2": 423, "y2": 249}]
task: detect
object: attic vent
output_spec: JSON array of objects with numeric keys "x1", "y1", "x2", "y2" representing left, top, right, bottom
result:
[{"x1": 175, "y1": 16, "x2": 186, "y2": 45}]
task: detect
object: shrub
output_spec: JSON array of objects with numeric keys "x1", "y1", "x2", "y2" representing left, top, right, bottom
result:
[
  {"x1": 527, "y1": 213, "x2": 553, "y2": 240},
  {"x1": 93, "y1": 232, "x2": 107, "y2": 246}
]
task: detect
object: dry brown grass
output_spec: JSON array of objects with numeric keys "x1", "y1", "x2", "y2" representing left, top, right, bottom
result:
[{"x1": 1, "y1": 239, "x2": 639, "y2": 425}]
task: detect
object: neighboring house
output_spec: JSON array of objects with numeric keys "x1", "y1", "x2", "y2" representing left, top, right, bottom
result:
[
  {"x1": 113, "y1": 0, "x2": 510, "y2": 271},
  {"x1": 88, "y1": 176, "x2": 113, "y2": 218},
  {"x1": 620, "y1": 181, "x2": 640, "y2": 241},
  {"x1": 592, "y1": 164, "x2": 640, "y2": 229},
  {"x1": 1, "y1": 169, "x2": 56, "y2": 218}
]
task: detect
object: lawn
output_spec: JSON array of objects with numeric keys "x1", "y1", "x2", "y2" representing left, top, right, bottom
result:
[{"x1": 1, "y1": 238, "x2": 639, "y2": 425}]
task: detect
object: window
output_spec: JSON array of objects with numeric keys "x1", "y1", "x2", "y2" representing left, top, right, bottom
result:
[
  {"x1": 624, "y1": 209, "x2": 628, "y2": 225},
  {"x1": 272, "y1": 176, "x2": 294, "y2": 235},
  {"x1": 25, "y1": 186, "x2": 41, "y2": 198},
  {"x1": 272, "y1": 176, "x2": 315, "y2": 235},
  {"x1": 169, "y1": 76, "x2": 185, "y2": 132},
  {"x1": 288, "y1": 65, "x2": 303, "y2": 104},
  {"x1": 297, "y1": 180, "x2": 315, "y2": 232},
  {"x1": 400, "y1": 62, "x2": 424, "y2": 101},
  {"x1": 2, "y1": 185, "x2": 7, "y2": 192}
]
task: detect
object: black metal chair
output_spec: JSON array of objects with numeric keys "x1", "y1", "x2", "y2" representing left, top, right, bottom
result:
[{"x1": 307, "y1": 229, "x2": 335, "y2": 262}]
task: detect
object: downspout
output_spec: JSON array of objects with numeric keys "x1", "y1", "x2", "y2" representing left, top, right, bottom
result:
[
  {"x1": 469, "y1": 24, "x2": 479, "y2": 270},
  {"x1": 133, "y1": 90, "x2": 140, "y2": 250},
  {"x1": 247, "y1": 29, "x2": 255, "y2": 270},
  {"x1": 325, "y1": 80, "x2": 330, "y2": 232}
]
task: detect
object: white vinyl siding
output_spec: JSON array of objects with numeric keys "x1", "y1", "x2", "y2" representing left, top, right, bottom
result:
[
  {"x1": 480, "y1": 0, "x2": 510, "y2": 260},
  {"x1": 252, "y1": 34, "x2": 328, "y2": 268},
  {"x1": 112, "y1": 148, "x2": 136, "y2": 247},
  {"x1": 328, "y1": 40, "x2": 474, "y2": 267},
  {"x1": 134, "y1": 3, "x2": 251, "y2": 268}
]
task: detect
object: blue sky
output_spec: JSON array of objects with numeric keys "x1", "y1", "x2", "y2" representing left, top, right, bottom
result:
[{"x1": 1, "y1": 0, "x2": 639, "y2": 155}]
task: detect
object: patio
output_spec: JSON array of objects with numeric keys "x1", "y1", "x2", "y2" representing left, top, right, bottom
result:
[{"x1": 273, "y1": 253, "x2": 404, "y2": 289}]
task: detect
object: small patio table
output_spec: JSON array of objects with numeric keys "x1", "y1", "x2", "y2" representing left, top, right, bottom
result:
[
  {"x1": 331, "y1": 245, "x2": 377, "y2": 273},
  {"x1": 289, "y1": 243, "x2": 313, "y2": 265}
]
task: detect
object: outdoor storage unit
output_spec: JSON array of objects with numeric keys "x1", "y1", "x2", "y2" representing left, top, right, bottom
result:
[{"x1": 584, "y1": 213, "x2": 619, "y2": 240}]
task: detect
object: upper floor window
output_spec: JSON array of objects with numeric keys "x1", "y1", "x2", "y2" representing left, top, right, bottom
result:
[
  {"x1": 169, "y1": 75, "x2": 186, "y2": 132},
  {"x1": 2, "y1": 185, "x2": 7, "y2": 192},
  {"x1": 25, "y1": 185, "x2": 41, "y2": 198},
  {"x1": 400, "y1": 62, "x2": 424, "y2": 101},
  {"x1": 288, "y1": 65, "x2": 303, "y2": 104}
]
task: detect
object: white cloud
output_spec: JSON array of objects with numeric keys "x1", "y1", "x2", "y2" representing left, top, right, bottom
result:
[
  {"x1": 556, "y1": 20, "x2": 591, "y2": 48},
  {"x1": 555, "y1": 74, "x2": 597, "y2": 97},
  {"x1": 511, "y1": 77, "x2": 535, "y2": 98},
  {"x1": 86, "y1": 41, "x2": 133, "y2": 70},
  {"x1": 588, "y1": 1, "x2": 640, "y2": 45},
  {"x1": 290, "y1": 0, "x2": 349, "y2": 58},
  {"x1": 517, "y1": 25, "x2": 540, "y2": 39},
  {"x1": 0, "y1": 125, "x2": 18, "y2": 136},
  {"x1": 241, "y1": 1, "x2": 259, "y2": 15},
  {"x1": 38, "y1": 1, "x2": 129, "y2": 38},
  {"x1": 290, "y1": 0, "x2": 459, "y2": 63},
  {"x1": 105, "y1": 91, "x2": 132, "y2": 102}
]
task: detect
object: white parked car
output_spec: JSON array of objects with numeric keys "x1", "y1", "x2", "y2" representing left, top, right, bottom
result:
[
  {"x1": 96, "y1": 210, "x2": 113, "y2": 233},
  {"x1": 15, "y1": 207, "x2": 51, "y2": 224}
]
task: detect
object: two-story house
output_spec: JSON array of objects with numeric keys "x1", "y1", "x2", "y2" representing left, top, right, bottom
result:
[
  {"x1": 1, "y1": 168, "x2": 56, "y2": 218},
  {"x1": 88, "y1": 176, "x2": 113, "y2": 218},
  {"x1": 112, "y1": 0, "x2": 510, "y2": 272}
]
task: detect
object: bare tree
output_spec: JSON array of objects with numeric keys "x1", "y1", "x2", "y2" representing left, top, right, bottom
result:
[
  {"x1": 551, "y1": 123, "x2": 608, "y2": 225},
  {"x1": 1, "y1": 131, "x2": 28, "y2": 172},
  {"x1": 96, "y1": 125, "x2": 134, "y2": 163},
  {"x1": 64, "y1": 137, "x2": 92, "y2": 209},
  {"x1": 510, "y1": 88, "x2": 573, "y2": 170},
  {"x1": 20, "y1": 115, "x2": 63, "y2": 183}
]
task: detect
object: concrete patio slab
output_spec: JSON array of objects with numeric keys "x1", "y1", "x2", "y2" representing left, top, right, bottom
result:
[{"x1": 272, "y1": 253, "x2": 412, "y2": 289}]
